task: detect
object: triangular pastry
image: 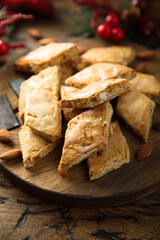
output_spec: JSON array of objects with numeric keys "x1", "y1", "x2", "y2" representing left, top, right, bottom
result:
[
  {"x1": 117, "y1": 88, "x2": 156, "y2": 142},
  {"x1": 19, "y1": 66, "x2": 61, "y2": 124},
  {"x1": 19, "y1": 125, "x2": 57, "y2": 168},
  {"x1": 58, "y1": 101, "x2": 113, "y2": 176},
  {"x1": 60, "y1": 79, "x2": 132, "y2": 109},
  {"x1": 76, "y1": 46, "x2": 136, "y2": 71},
  {"x1": 87, "y1": 121, "x2": 130, "y2": 180},
  {"x1": 65, "y1": 63, "x2": 136, "y2": 89},
  {"x1": 130, "y1": 73, "x2": 160, "y2": 105},
  {"x1": 15, "y1": 42, "x2": 78, "y2": 73}
]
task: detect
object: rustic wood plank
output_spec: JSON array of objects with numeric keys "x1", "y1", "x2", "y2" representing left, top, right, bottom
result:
[{"x1": 1, "y1": 170, "x2": 160, "y2": 239}]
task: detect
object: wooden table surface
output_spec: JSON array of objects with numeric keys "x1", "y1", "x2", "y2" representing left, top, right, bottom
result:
[{"x1": 1, "y1": 1, "x2": 160, "y2": 239}]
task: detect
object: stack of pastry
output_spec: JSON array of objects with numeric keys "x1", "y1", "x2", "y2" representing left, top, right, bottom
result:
[{"x1": 15, "y1": 42, "x2": 160, "y2": 180}]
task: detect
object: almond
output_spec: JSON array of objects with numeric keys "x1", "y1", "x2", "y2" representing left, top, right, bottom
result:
[
  {"x1": 28, "y1": 28, "x2": 43, "y2": 39},
  {"x1": 0, "y1": 129, "x2": 12, "y2": 143},
  {"x1": 135, "y1": 63, "x2": 147, "y2": 73},
  {"x1": 0, "y1": 149, "x2": 22, "y2": 160},
  {"x1": 153, "y1": 121, "x2": 160, "y2": 131},
  {"x1": 136, "y1": 51, "x2": 155, "y2": 60},
  {"x1": 136, "y1": 143, "x2": 153, "y2": 161},
  {"x1": 39, "y1": 38, "x2": 56, "y2": 45}
]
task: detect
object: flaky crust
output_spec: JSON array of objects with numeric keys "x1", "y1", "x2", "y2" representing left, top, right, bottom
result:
[
  {"x1": 65, "y1": 63, "x2": 136, "y2": 89},
  {"x1": 60, "y1": 79, "x2": 132, "y2": 108},
  {"x1": 87, "y1": 121, "x2": 130, "y2": 180},
  {"x1": 19, "y1": 125, "x2": 57, "y2": 168},
  {"x1": 15, "y1": 42, "x2": 78, "y2": 74},
  {"x1": 130, "y1": 73, "x2": 160, "y2": 104},
  {"x1": 117, "y1": 88, "x2": 156, "y2": 142},
  {"x1": 58, "y1": 101, "x2": 113, "y2": 176},
  {"x1": 76, "y1": 46, "x2": 136, "y2": 71},
  {"x1": 19, "y1": 66, "x2": 61, "y2": 124}
]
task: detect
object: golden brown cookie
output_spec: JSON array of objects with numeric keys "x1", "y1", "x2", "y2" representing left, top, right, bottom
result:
[
  {"x1": 130, "y1": 73, "x2": 160, "y2": 105},
  {"x1": 25, "y1": 86, "x2": 62, "y2": 142},
  {"x1": 117, "y1": 88, "x2": 156, "y2": 142},
  {"x1": 19, "y1": 125, "x2": 57, "y2": 168},
  {"x1": 58, "y1": 101, "x2": 113, "y2": 176},
  {"x1": 15, "y1": 42, "x2": 78, "y2": 74},
  {"x1": 87, "y1": 121, "x2": 130, "y2": 180},
  {"x1": 60, "y1": 79, "x2": 132, "y2": 109},
  {"x1": 19, "y1": 66, "x2": 61, "y2": 124},
  {"x1": 65, "y1": 63, "x2": 136, "y2": 89},
  {"x1": 76, "y1": 46, "x2": 136, "y2": 71}
]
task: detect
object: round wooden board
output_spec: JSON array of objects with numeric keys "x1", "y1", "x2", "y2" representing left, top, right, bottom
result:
[
  {"x1": 0, "y1": 11, "x2": 160, "y2": 207},
  {"x1": 0, "y1": 114, "x2": 160, "y2": 208}
]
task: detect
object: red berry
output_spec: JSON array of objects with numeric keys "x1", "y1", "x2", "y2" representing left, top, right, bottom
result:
[
  {"x1": 0, "y1": 40, "x2": 9, "y2": 55},
  {"x1": 105, "y1": 13, "x2": 120, "y2": 27},
  {"x1": 111, "y1": 27, "x2": 125, "y2": 43},
  {"x1": 97, "y1": 23, "x2": 112, "y2": 39},
  {"x1": 131, "y1": 0, "x2": 150, "y2": 12}
]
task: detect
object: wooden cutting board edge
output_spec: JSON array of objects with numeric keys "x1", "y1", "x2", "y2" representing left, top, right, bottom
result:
[{"x1": 1, "y1": 160, "x2": 160, "y2": 208}]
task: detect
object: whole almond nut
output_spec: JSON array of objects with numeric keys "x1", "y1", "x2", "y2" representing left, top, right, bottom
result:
[
  {"x1": 0, "y1": 149, "x2": 22, "y2": 160},
  {"x1": 135, "y1": 63, "x2": 147, "y2": 73},
  {"x1": 28, "y1": 28, "x2": 43, "y2": 39},
  {"x1": 136, "y1": 51, "x2": 155, "y2": 60},
  {"x1": 136, "y1": 143, "x2": 153, "y2": 161},
  {"x1": 0, "y1": 129, "x2": 12, "y2": 143},
  {"x1": 39, "y1": 38, "x2": 56, "y2": 45},
  {"x1": 153, "y1": 121, "x2": 160, "y2": 131}
]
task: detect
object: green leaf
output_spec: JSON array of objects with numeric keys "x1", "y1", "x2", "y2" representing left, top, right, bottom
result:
[{"x1": 68, "y1": 6, "x2": 94, "y2": 37}]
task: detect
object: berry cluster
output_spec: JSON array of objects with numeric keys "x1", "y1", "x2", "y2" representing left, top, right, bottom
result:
[
  {"x1": 97, "y1": 13, "x2": 125, "y2": 43},
  {"x1": 72, "y1": 0, "x2": 159, "y2": 48}
]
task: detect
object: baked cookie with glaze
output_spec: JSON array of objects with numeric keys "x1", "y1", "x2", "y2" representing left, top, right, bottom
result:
[
  {"x1": 130, "y1": 73, "x2": 160, "y2": 105},
  {"x1": 19, "y1": 125, "x2": 57, "y2": 168},
  {"x1": 15, "y1": 42, "x2": 78, "y2": 74},
  {"x1": 87, "y1": 121, "x2": 130, "y2": 180},
  {"x1": 76, "y1": 46, "x2": 136, "y2": 71},
  {"x1": 60, "y1": 79, "x2": 132, "y2": 108},
  {"x1": 19, "y1": 66, "x2": 61, "y2": 124},
  {"x1": 58, "y1": 101, "x2": 113, "y2": 176},
  {"x1": 117, "y1": 88, "x2": 156, "y2": 142},
  {"x1": 65, "y1": 63, "x2": 136, "y2": 89},
  {"x1": 25, "y1": 86, "x2": 62, "y2": 142}
]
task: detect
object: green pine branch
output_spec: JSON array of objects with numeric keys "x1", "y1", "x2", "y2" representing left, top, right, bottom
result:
[{"x1": 68, "y1": 6, "x2": 97, "y2": 38}]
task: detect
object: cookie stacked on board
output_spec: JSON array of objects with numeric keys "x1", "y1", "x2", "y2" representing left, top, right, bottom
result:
[{"x1": 15, "y1": 42, "x2": 160, "y2": 180}]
